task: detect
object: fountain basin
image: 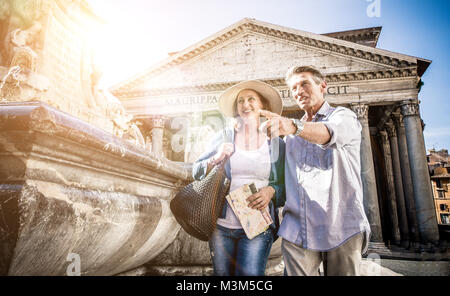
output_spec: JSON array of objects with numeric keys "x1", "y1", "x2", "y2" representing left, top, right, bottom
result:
[{"x1": 0, "y1": 101, "x2": 191, "y2": 275}]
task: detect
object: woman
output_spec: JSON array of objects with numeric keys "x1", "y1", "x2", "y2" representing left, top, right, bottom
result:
[{"x1": 192, "y1": 80, "x2": 286, "y2": 276}]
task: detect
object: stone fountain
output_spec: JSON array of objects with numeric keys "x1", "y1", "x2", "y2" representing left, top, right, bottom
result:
[
  {"x1": 0, "y1": 0, "x2": 286, "y2": 276},
  {"x1": 0, "y1": 0, "x2": 195, "y2": 276}
]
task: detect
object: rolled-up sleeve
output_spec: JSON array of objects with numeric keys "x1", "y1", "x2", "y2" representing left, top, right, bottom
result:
[{"x1": 318, "y1": 107, "x2": 361, "y2": 150}]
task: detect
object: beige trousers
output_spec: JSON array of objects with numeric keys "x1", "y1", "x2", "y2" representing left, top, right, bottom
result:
[{"x1": 281, "y1": 232, "x2": 365, "y2": 276}]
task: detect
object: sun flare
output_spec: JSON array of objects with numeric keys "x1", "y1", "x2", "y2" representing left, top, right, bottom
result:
[{"x1": 88, "y1": 0, "x2": 168, "y2": 88}]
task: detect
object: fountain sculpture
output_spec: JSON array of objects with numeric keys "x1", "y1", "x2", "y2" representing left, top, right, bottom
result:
[{"x1": 0, "y1": 0, "x2": 194, "y2": 276}]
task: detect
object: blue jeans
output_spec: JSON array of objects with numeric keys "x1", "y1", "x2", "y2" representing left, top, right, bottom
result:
[{"x1": 209, "y1": 224, "x2": 274, "y2": 276}]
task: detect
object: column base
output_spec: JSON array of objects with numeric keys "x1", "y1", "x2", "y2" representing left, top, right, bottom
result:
[
  {"x1": 438, "y1": 239, "x2": 448, "y2": 253},
  {"x1": 367, "y1": 242, "x2": 390, "y2": 255},
  {"x1": 367, "y1": 242, "x2": 450, "y2": 260},
  {"x1": 389, "y1": 239, "x2": 401, "y2": 247},
  {"x1": 400, "y1": 240, "x2": 409, "y2": 249},
  {"x1": 409, "y1": 241, "x2": 422, "y2": 253}
]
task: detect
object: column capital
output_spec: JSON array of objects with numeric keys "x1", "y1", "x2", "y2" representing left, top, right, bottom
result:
[
  {"x1": 378, "y1": 129, "x2": 389, "y2": 142},
  {"x1": 385, "y1": 120, "x2": 397, "y2": 138},
  {"x1": 141, "y1": 115, "x2": 167, "y2": 130},
  {"x1": 140, "y1": 116, "x2": 167, "y2": 158},
  {"x1": 391, "y1": 110, "x2": 404, "y2": 128},
  {"x1": 400, "y1": 100, "x2": 420, "y2": 117},
  {"x1": 350, "y1": 103, "x2": 369, "y2": 119}
]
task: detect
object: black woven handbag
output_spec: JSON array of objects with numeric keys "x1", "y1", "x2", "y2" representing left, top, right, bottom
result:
[
  {"x1": 170, "y1": 130, "x2": 231, "y2": 241},
  {"x1": 170, "y1": 160, "x2": 230, "y2": 241}
]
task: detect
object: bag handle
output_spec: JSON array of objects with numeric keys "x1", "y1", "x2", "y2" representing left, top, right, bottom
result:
[{"x1": 216, "y1": 128, "x2": 232, "y2": 166}]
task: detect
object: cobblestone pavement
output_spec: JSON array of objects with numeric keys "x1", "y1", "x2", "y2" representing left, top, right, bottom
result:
[
  {"x1": 142, "y1": 258, "x2": 449, "y2": 276},
  {"x1": 377, "y1": 259, "x2": 449, "y2": 276}
]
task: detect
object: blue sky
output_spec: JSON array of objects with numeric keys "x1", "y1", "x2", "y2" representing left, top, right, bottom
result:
[{"x1": 91, "y1": 0, "x2": 450, "y2": 151}]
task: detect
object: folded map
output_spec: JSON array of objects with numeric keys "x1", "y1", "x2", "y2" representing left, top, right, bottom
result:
[{"x1": 225, "y1": 183, "x2": 273, "y2": 239}]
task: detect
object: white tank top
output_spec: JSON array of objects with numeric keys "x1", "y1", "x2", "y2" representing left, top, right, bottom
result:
[{"x1": 216, "y1": 140, "x2": 271, "y2": 229}]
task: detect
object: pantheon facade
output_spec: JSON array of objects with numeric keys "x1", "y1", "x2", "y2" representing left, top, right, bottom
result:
[{"x1": 111, "y1": 18, "x2": 440, "y2": 250}]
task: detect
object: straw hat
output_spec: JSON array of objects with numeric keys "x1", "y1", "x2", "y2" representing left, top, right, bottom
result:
[{"x1": 218, "y1": 80, "x2": 283, "y2": 117}]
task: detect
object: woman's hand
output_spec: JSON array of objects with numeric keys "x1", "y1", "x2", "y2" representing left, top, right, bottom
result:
[
  {"x1": 210, "y1": 143, "x2": 234, "y2": 165},
  {"x1": 246, "y1": 186, "x2": 275, "y2": 210}
]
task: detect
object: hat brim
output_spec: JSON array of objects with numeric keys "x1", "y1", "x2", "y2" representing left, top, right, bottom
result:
[{"x1": 218, "y1": 80, "x2": 283, "y2": 117}]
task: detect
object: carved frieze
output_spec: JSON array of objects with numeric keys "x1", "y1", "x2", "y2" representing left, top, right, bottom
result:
[
  {"x1": 325, "y1": 67, "x2": 417, "y2": 83},
  {"x1": 114, "y1": 66, "x2": 418, "y2": 99}
]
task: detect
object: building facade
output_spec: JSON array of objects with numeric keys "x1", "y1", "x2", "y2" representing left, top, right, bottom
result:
[
  {"x1": 111, "y1": 18, "x2": 441, "y2": 250},
  {"x1": 428, "y1": 149, "x2": 450, "y2": 228}
]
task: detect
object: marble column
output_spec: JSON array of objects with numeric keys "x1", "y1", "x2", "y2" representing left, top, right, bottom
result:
[
  {"x1": 351, "y1": 104, "x2": 383, "y2": 242},
  {"x1": 385, "y1": 120, "x2": 410, "y2": 248},
  {"x1": 400, "y1": 100, "x2": 440, "y2": 246},
  {"x1": 379, "y1": 129, "x2": 401, "y2": 245},
  {"x1": 141, "y1": 116, "x2": 166, "y2": 157},
  {"x1": 392, "y1": 111, "x2": 421, "y2": 246}
]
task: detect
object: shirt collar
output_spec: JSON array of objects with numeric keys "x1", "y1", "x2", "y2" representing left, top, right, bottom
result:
[
  {"x1": 316, "y1": 101, "x2": 331, "y2": 116},
  {"x1": 300, "y1": 101, "x2": 331, "y2": 121}
]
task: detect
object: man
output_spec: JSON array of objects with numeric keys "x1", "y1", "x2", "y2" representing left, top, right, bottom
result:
[{"x1": 260, "y1": 65, "x2": 371, "y2": 276}]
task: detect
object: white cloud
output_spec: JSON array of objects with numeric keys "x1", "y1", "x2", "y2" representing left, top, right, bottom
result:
[
  {"x1": 424, "y1": 126, "x2": 450, "y2": 150},
  {"x1": 424, "y1": 126, "x2": 450, "y2": 138}
]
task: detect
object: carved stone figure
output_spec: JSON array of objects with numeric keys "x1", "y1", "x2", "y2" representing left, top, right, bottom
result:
[
  {"x1": 0, "y1": 0, "x2": 11, "y2": 66},
  {"x1": 90, "y1": 66, "x2": 104, "y2": 108},
  {"x1": 3, "y1": 0, "x2": 44, "y2": 69},
  {"x1": 123, "y1": 122, "x2": 146, "y2": 148},
  {"x1": 99, "y1": 89, "x2": 145, "y2": 147},
  {"x1": 0, "y1": 65, "x2": 49, "y2": 102},
  {"x1": 0, "y1": 1, "x2": 10, "y2": 21},
  {"x1": 0, "y1": 65, "x2": 21, "y2": 101}
]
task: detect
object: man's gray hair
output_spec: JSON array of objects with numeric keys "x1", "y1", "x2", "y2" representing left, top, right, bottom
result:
[{"x1": 285, "y1": 65, "x2": 325, "y2": 85}]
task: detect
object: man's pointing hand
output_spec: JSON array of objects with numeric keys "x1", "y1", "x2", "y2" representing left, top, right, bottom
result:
[{"x1": 259, "y1": 109, "x2": 297, "y2": 138}]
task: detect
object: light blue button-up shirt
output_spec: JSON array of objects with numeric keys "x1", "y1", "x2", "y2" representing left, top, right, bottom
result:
[{"x1": 278, "y1": 101, "x2": 371, "y2": 253}]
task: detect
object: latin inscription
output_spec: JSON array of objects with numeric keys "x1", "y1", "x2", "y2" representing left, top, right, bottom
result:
[
  {"x1": 327, "y1": 85, "x2": 349, "y2": 95},
  {"x1": 164, "y1": 95, "x2": 218, "y2": 105},
  {"x1": 281, "y1": 86, "x2": 349, "y2": 99},
  {"x1": 161, "y1": 85, "x2": 349, "y2": 107}
]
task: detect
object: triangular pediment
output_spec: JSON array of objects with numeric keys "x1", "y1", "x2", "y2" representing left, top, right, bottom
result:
[{"x1": 111, "y1": 18, "x2": 427, "y2": 96}]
